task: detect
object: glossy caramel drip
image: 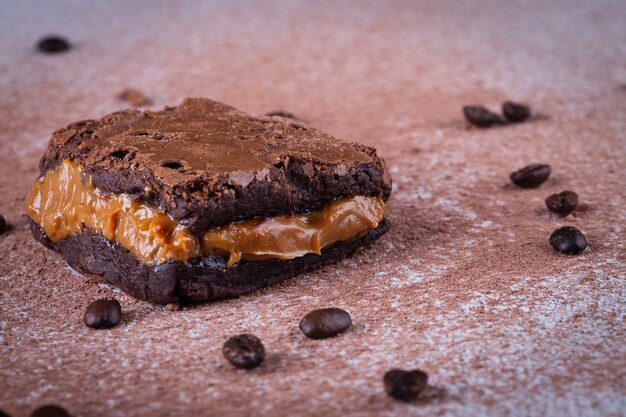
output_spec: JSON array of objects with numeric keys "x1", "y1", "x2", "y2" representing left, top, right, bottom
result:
[{"x1": 27, "y1": 160, "x2": 386, "y2": 266}]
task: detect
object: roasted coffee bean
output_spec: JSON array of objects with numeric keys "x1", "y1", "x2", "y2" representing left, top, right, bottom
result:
[
  {"x1": 502, "y1": 101, "x2": 531, "y2": 122},
  {"x1": 549, "y1": 226, "x2": 588, "y2": 255},
  {"x1": 0, "y1": 215, "x2": 6, "y2": 234},
  {"x1": 222, "y1": 334, "x2": 265, "y2": 369},
  {"x1": 36, "y1": 36, "x2": 71, "y2": 54},
  {"x1": 31, "y1": 405, "x2": 71, "y2": 417},
  {"x1": 299, "y1": 308, "x2": 352, "y2": 339},
  {"x1": 264, "y1": 110, "x2": 298, "y2": 120},
  {"x1": 545, "y1": 191, "x2": 579, "y2": 216},
  {"x1": 510, "y1": 164, "x2": 551, "y2": 188},
  {"x1": 462, "y1": 105, "x2": 504, "y2": 128},
  {"x1": 83, "y1": 299, "x2": 122, "y2": 329},
  {"x1": 384, "y1": 369, "x2": 428, "y2": 401}
]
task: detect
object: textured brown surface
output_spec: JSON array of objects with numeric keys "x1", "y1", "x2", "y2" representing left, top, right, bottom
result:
[
  {"x1": 1, "y1": 1, "x2": 625, "y2": 417},
  {"x1": 39, "y1": 98, "x2": 391, "y2": 232}
]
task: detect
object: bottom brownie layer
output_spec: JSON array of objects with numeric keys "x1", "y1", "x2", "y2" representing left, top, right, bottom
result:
[{"x1": 29, "y1": 218, "x2": 390, "y2": 304}]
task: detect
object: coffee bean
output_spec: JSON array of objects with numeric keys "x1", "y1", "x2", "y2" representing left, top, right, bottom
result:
[
  {"x1": 462, "y1": 105, "x2": 504, "y2": 128},
  {"x1": 384, "y1": 369, "x2": 428, "y2": 401},
  {"x1": 264, "y1": 110, "x2": 299, "y2": 120},
  {"x1": 549, "y1": 226, "x2": 588, "y2": 255},
  {"x1": 510, "y1": 164, "x2": 551, "y2": 188},
  {"x1": 36, "y1": 36, "x2": 71, "y2": 54},
  {"x1": 545, "y1": 191, "x2": 579, "y2": 216},
  {"x1": 222, "y1": 334, "x2": 265, "y2": 369},
  {"x1": 31, "y1": 405, "x2": 71, "y2": 417},
  {"x1": 299, "y1": 308, "x2": 352, "y2": 339},
  {"x1": 83, "y1": 299, "x2": 122, "y2": 329},
  {"x1": 0, "y1": 215, "x2": 6, "y2": 234},
  {"x1": 502, "y1": 101, "x2": 531, "y2": 123}
]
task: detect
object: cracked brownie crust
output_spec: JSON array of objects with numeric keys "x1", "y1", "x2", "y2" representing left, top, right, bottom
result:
[{"x1": 39, "y1": 98, "x2": 392, "y2": 233}]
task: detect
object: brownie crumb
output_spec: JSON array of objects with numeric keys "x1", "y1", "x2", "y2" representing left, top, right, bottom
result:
[
  {"x1": 299, "y1": 308, "x2": 352, "y2": 339},
  {"x1": 165, "y1": 302, "x2": 180, "y2": 311},
  {"x1": 463, "y1": 105, "x2": 504, "y2": 128},
  {"x1": 118, "y1": 89, "x2": 151, "y2": 107},
  {"x1": 545, "y1": 191, "x2": 579, "y2": 216},
  {"x1": 36, "y1": 36, "x2": 71, "y2": 54},
  {"x1": 549, "y1": 226, "x2": 588, "y2": 255},
  {"x1": 83, "y1": 299, "x2": 122, "y2": 329},
  {"x1": 222, "y1": 334, "x2": 265, "y2": 369},
  {"x1": 502, "y1": 101, "x2": 531, "y2": 123},
  {"x1": 384, "y1": 369, "x2": 428, "y2": 401},
  {"x1": 510, "y1": 164, "x2": 551, "y2": 188}
]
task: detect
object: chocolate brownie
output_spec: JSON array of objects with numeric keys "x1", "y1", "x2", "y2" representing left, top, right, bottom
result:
[{"x1": 27, "y1": 98, "x2": 392, "y2": 303}]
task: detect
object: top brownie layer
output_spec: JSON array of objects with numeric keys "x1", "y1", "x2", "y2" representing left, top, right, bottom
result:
[{"x1": 40, "y1": 98, "x2": 391, "y2": 233}]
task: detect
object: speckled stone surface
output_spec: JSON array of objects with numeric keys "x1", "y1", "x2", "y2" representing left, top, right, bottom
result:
[{"x1": 0, "y1": 1, "x2": 625, "y2": 416}]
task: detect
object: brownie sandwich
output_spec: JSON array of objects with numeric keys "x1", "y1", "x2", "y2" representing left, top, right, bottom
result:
[{"x1": 27, "y1": 98, "x2": 392, "y2": 303}]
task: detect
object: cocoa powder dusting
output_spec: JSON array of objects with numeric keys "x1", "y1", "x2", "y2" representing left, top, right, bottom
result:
[{"x1": 1, "y1": 1, "x2": 625, "y2": 417}]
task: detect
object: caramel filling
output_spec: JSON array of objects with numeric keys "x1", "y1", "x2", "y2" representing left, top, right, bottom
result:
[{"x1": 27, "y1": 160, "x2": 386, "y2": 266}]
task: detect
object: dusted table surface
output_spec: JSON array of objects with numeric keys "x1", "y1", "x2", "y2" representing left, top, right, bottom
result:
[{"x1": 1, "y1": 1, "x2": 625, "y2": 416}]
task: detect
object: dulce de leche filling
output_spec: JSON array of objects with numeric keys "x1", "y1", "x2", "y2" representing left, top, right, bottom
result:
[{"x1": 27, "y1": 160, "x2": 386, "y2": 267}]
